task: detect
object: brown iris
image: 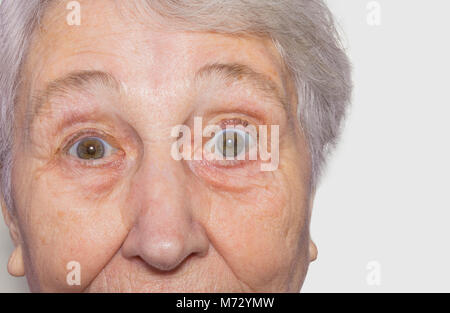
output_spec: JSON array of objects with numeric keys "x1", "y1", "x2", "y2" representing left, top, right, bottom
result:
[{"x1": 76, "y1": 137, "x2": 105, "y2": 160}]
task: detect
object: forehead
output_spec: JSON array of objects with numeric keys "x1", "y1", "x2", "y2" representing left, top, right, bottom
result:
[{"x1": 24, "y1": 0, "x2": 286, "y2": 94}]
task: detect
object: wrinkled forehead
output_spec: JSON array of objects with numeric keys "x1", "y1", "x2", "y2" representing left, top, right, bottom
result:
[
  {"x1": 25, "y1": 0, "x2": 287, "y2": 83},
  {"x1": 17, "y1": 0, "x2": 294, "y2": 130}
]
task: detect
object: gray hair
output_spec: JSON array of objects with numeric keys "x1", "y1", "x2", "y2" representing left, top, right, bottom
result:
[{"x1": 0, "y1": 0, "x2": 352, "y2": 212}]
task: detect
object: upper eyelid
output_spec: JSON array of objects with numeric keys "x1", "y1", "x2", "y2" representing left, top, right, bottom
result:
[
  {"x1": 62, "y1": 129, "x2": 116, "y2": 153},
  {"x1": 205, "y1": 122, "x2": 258, "y2": 152},
  {"x1": 193, "y1": 118, "x2": 258, "y2": 148},
  {"x1": 209, "y1": 116, "x2": 255, "y2": 129}
]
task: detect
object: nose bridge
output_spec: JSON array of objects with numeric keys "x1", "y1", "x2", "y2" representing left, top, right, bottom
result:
[
  {"x1": 143, "y1": 154, "x2": 187, "y2": 210},
  {"x1": 139, "y1": 159, "x2": 191, "y2": 236},
  {"x1": 132, "y1": 140, "x2": 187, "y2": 211},
  {"x1": 122, "y1": 152, "x2": 209, "y2": 271}
]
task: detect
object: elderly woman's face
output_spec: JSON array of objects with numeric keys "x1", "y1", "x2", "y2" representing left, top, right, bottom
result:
[{"x1": 5, "y1": 0, "x2": 315, "y2": 292}]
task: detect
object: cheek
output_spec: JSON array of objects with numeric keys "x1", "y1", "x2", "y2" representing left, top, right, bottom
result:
[
  {"x1": 204, "y1": 169, "x2": 309, "y2": 291},
  {"x1": 13, "y1": 167, "x2": 130, "y2": 292}
]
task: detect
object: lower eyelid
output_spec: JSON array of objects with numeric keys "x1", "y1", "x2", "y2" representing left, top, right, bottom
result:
[
  {"x1": 187, "y1": 158, "x2": 263, "y2": 191},
  {"x1": 64, "y1": 150, "x2": 126, "y2": 169}
]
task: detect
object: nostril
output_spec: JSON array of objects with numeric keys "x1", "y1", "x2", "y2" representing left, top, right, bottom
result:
[{"x1": 152, "y1": 260, "x2": 183, "y2": 272}]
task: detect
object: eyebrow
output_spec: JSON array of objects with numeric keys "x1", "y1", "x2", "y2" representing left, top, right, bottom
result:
[
  {"x1": 30, "y1": 63, "x2": 288, "y2": 129},
  {"x1": 31, "y1": 70, "x2": 119, "y2": 117},
  {"x1": 195, "y1": 62, "x2": 288, "y2": 110}
]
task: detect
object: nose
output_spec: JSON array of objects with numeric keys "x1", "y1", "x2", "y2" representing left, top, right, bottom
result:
[{"x1": 121, "y1": 158, "x2": 209, "y2": 271}]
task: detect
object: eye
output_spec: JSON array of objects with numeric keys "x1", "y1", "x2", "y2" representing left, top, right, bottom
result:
[
  {"x1": 68, "y1": 137, "x2": 115, "y2": 160},
  {"x1": 209, "y1": 128, "x2": 254, "y2": 158}
]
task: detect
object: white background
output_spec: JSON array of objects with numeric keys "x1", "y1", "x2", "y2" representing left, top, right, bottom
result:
[
  {"x1": 303, "y1": 0, "x2": 450, "y2": 292},
  {"x1": 1, "y1": 0, "x2": 449, "y2": 292}
]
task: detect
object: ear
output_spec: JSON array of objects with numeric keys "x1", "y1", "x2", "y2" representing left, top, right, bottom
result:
[
  {"x1": 308, "y1": 187, "x2": 318, "y2": 262},
  {"x1": 309, "y1": 240, "x2": 318, "y2": 262},
  {"x1": 1, "y1": 193, "x2": 25, "y2": 277}
]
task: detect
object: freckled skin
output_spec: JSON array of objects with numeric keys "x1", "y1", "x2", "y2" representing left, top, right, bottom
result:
[{"x1": 5, "y1": 0, "x2": 316, "y2": 292}]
